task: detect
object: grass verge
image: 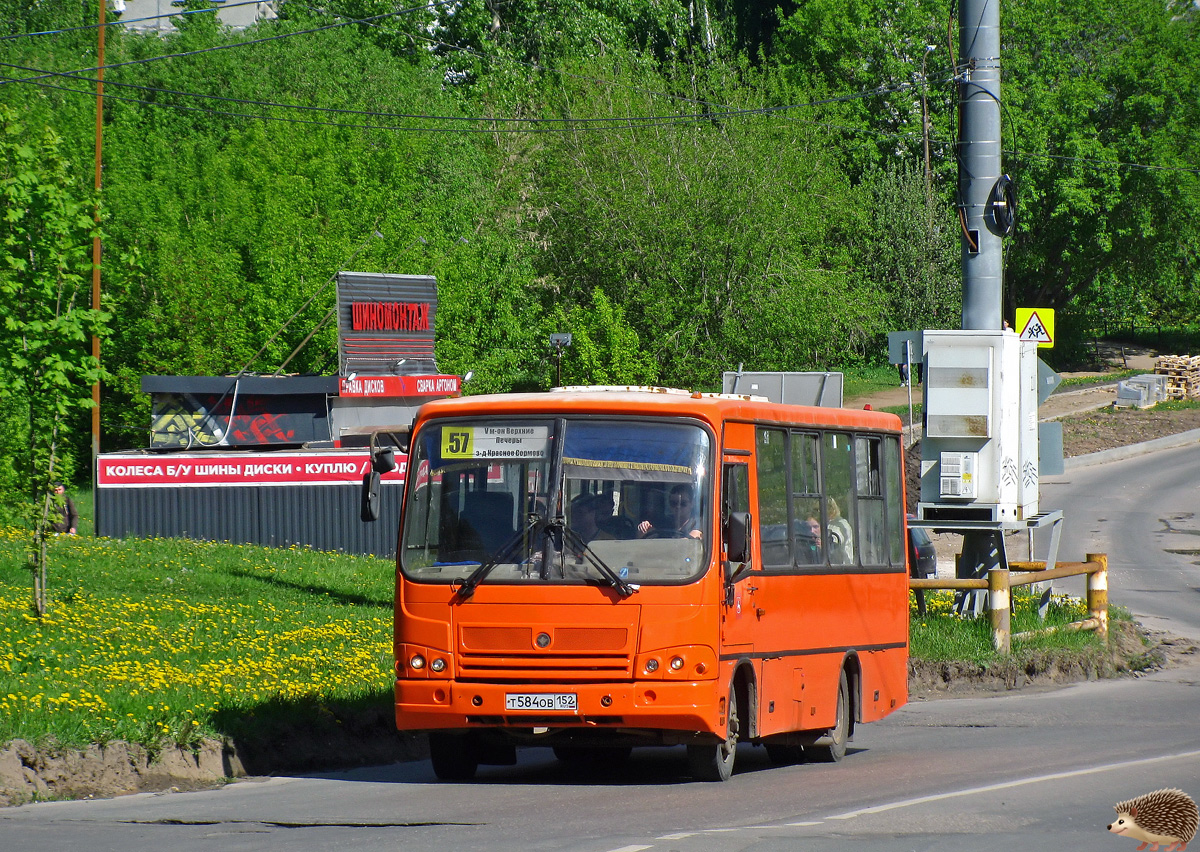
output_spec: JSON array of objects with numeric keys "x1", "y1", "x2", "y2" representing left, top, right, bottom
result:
[
  {"x1": 0, "y1": 527, "x2": 393, "y2": 755},
  {"x1": 910, "y1": 589, "x2": 1120, "y2": 662}
]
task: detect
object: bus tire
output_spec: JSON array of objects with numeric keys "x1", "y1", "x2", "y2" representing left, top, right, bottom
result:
[
  {"x1": 687, "y1": 685, "x2": 739, "y2": 781},
  {"x1": 807, "y1": 669, "x2": 849, "y2": 763},
  {"x1": 429, "y1": 732, "x2": 479, "y2": 781}
]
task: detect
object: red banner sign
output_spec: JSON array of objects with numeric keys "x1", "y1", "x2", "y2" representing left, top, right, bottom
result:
[
  {"x1": 98, "y1": 451, "x2": 408, "y2": 488},
  {"x1": 338, "y1": 374, "x2": 460, "y2": 398}
]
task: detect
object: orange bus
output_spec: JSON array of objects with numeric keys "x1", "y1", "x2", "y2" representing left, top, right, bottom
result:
[{"x1": 388, "y1": 386, "x2": 909, "y2": 781}]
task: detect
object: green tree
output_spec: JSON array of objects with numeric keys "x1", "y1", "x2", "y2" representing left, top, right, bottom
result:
[
  {"x1": 552, "y1": 288, "x2": 659, "y2": 386},
  {"x1": 0, "y1": 105, "x2": 108, "y2": 615},
  {"x1": 530, "y1": 58, "x2": 880, "y2": 386},
  {"x1": 857, "y1": 162, "x2": 961, "y2": 335},
  {"x1": 1003, "y1": 0, "x2": 1200, "y2": 324}
]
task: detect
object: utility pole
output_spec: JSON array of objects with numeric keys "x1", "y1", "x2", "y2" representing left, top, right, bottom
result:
[
  {"x1": 957, "y1": 0, "x2": 1004, "y2": 331},
  {"x1": 92, "y1": 0, "x2": 107, "y2": 472}
]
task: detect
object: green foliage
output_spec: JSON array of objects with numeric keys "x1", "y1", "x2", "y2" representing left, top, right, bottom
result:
[
  {"x1": 0, "y1": 104, "x2": 109, "y2": 612},
  {"x1": 553, "y1": 288, "x2": 660, "y2": 386},
  {"x1": 1003, "y1": 0, "x2": 1200, "y2": 324},
  {"x1": 857, "y1": 163, "x2": 961, "y2": 334},
  {"x1": 0, "y1": 0, "x2": 1195, "y2": 454}
]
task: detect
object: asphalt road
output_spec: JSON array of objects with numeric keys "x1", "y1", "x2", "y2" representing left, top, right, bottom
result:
[
  {"x1": 1041, "y1": 441, "x2": 1200, "y2": 641},
  {"x1": 3, "y1": 441, "x2": 1198, "y2": 852}
]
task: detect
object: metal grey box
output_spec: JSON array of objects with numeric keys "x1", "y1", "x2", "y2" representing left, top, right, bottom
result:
[{"x1": 721, "y1": 372, "x2": 843, "y2": 407}]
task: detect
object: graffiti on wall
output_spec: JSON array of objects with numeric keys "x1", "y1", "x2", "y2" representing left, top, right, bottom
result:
[{"x1": 150, "y1": 393, "x2": 330, "y2": 448}]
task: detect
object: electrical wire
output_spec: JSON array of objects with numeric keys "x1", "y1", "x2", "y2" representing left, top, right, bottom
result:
[
  {"x1": 0, "y1": 59, "x2": 930, "y2": 133},
  {"x1": 0, "y1": 57, "x2": 788, "y2": 126}
]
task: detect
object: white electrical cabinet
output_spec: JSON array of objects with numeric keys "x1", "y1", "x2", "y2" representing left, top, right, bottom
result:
[{"x1": 918, "y1": 330, "x2": 1039, "y2": 522}]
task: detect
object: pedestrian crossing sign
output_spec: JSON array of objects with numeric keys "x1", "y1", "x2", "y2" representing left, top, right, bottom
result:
[{"x1": 1015, "y1": 308, "x2": 1054, "y2": 347}]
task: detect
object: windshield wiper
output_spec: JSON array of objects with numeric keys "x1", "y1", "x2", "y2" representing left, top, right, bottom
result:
[
  {"x1": 455, "y1": 514, "x2": 546, "y2": 600},
  {"x1": 559, "y1": 525, "x2": 637, "y2": 598}
]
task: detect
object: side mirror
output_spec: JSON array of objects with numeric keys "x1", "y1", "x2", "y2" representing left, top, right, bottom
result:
[
  {"x1": 360, "y1": 470, "x2": 381, "y2": 522},
  {"x1": 724, "y1": 511, "x2": 751, "y2": 564},
  {"x1": 372, "y1": 447, "x2": 396, "y2": 474}
]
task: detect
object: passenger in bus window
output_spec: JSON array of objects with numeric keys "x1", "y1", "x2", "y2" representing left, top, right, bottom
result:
[
  {"x1": 795, "y1": 511, "x2": 823, "y2": 564},
  {"x1": 827, "y1": 497, "x2": 854, "y2": 563},
  {"x1": 638, "y1": 483, "x2": 702, "y2": 539}
]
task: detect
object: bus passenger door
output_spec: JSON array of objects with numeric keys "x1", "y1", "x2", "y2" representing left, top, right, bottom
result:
[{"x1": 720, "y1": 426, "x2": 759, "y2": 655}]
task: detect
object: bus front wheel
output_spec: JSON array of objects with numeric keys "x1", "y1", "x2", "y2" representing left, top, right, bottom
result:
[
  {"x1": 687, "y1": 685, "x2": 739, "y2": 781},
  {"x1": 429, "y1": 732, "x2": 480, "y2": 781}
]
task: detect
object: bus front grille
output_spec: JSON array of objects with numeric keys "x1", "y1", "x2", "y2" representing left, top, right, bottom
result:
[{"x1": 457, "y1": 653, "x2": 632, "y2": 680}]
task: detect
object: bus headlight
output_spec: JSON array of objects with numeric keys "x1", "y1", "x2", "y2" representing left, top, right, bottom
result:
[
  {"x1": 409, "y1": 654, "x2": 426, "y2": 671},
  {"x1": 636, "y1": 646, "x2": 717, "y2": 680},
  {"x1": 430, "y1": 658, "x2": 446, "y2": 673}
]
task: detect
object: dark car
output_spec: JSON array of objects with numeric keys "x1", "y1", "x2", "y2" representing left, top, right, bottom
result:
[
  {"x1": 907, "y1": 516, "x2": 936, "y2": 579},
  {"x1": 907, "y1": 515, "x2": 937, "y2": 615}
]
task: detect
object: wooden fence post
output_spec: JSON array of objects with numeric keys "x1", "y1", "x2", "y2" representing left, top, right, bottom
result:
[
  {"x1": 1086, "y1": 553, "x2": 1108, "y2": 640},
  {"x1": 989, "y1": 568, "x2": 1010, "y2": 653}
]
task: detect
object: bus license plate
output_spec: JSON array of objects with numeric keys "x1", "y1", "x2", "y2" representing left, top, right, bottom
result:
[{"x1": 505, "y1": 693, "x2": 578, "y2": 712}]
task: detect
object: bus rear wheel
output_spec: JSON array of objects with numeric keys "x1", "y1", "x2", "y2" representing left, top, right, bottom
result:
[
  {"x1": 807, "y1": 669, "x2": 849, "y2": 763},
  {"x1": 687, "y1": 685, "x2": 739, "y2": 781},
  {"x1": 429, "y1": 732, "x2": 480, "y2": 781}
]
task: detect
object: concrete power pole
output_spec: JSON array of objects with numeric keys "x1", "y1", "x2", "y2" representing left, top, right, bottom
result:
[{"x1": 957, "y1": 0, "x2": 1006, "y2": 331}]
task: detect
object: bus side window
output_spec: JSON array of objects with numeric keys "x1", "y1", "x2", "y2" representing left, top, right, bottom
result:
[
  {"x1": 722, "y1": 462, "x2": 750, "y2": 562},
  {"x1": 722, "y1": 463, "x2": 749, "y2": 520},
  {"x1": 884, "y1": 436, "x2": 906, "y2": 566},
  {"x1": 855, "y1": 436, "x2": 887, "y2": 565},
  {"x1": 823, "y1": 432, "x2": 856, "y2": 565},
  {"x1": 755, "y1": 428, "x2": 790, "y2": 568},
  {"x1": 791, "y1": 432, "x2": 823, "y2": 565}
]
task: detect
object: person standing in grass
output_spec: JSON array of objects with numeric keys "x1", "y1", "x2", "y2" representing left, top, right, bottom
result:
[{"x1": 50, "y1": 483, "x2": 78, "y2": 535}]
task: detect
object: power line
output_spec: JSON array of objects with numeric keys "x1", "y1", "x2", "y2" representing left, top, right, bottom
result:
[
  {"x1": 9, "y1": 61, "x2": 1195, "y2": 178},
  {"x1": 0, "y1": 57, "x2": 928, "y2": 132},
  {"x1": 4, "y1": 14, "x2": 1193, "y2": 177}
]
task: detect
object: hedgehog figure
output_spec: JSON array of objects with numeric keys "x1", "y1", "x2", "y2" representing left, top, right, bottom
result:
[{"x1": 1108, "y1": 788, "x2": 1198, "y2": 852}]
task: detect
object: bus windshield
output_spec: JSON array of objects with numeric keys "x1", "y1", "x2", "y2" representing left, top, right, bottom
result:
[{"x1": 399, "y1": 417, "x2": 712, "y2": 587}]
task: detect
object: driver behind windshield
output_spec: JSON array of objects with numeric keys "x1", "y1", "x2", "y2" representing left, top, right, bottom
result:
[
  {"x1": 638, "y1": 483, "x2": 702, "y2": 540},
  {"x1": 568, "y1": 492, "x2": 615, "y2": 554}
]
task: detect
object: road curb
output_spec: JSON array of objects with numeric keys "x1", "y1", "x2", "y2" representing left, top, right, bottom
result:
[{"x1": 1062, "y1": 428, "x2": 1200, "y2": 471}]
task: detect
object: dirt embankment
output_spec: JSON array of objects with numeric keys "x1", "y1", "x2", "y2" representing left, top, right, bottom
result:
[
  {"x1": 908, "y1": 622, "x2": 1199, "y2": 699},
  {"x1": 1057, "y1": 406, "x2": 1200, "y2": 457}
]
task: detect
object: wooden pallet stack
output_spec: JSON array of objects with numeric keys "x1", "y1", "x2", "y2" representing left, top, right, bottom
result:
[{"x1": 1155, "y1": 354, "x2": 1200, "y2": 400}]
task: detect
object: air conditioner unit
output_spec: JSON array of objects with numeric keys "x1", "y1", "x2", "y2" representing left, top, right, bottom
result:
[{"x1": 940, "y1": 451, "x2": 978, "y2": 499}]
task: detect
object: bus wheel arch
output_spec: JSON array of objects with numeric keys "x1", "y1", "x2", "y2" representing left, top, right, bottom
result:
[
  {"x1": 732, "y1": 662, "x2": 757, "y2": 740},
  {"x1": 687, "y1": 664, "x2": 754, "y2": 782}
]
